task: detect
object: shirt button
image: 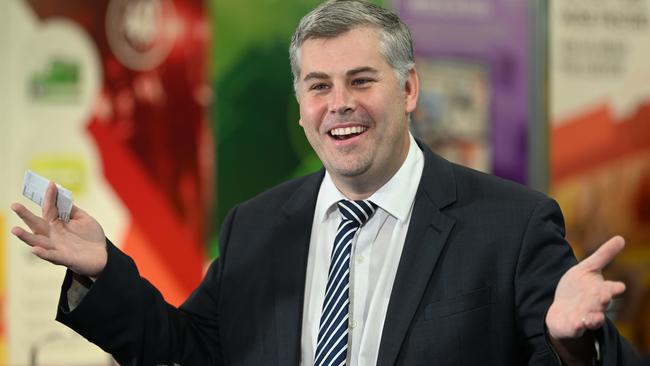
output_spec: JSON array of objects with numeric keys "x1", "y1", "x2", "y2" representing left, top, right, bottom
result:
[
  {"x1": 349, "y1": 320, "x2": 358, "y2": 329},
  {"x1": 356, "y1": 255, "x2": 364, "y2": 264}
]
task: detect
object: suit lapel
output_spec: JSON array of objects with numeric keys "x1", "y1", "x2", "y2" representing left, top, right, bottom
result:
[
  {"x1": 271, "y1": 171, "x2": 323, "y2": 365},
  {"x1": 377, "y1": 149, "x2": 457, "y2": 366}
]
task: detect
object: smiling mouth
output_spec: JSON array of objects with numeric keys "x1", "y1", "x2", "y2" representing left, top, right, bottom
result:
[{"x1": 328, "y1": 126, "x2": 368, "y2": 140}]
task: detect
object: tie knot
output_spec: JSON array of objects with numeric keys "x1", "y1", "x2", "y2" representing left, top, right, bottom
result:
[{"x1": 337, "y1": 199, "x2": 377, "y2": 226}]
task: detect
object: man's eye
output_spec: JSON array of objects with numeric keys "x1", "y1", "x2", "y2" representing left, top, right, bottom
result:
[
  {"x1": 352, "y1": 78, "x2": 373, "y2": 86},
  {"x1": 310, "y1": 83, "x2": 329, "y2": 91}
]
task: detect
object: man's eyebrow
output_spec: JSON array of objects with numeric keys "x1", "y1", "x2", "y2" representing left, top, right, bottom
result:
[
  {"x1": 303, "y1": 72, "x2": 330, "y2": 82},
  {"x1": 346, "y1": 66, "x2": 379, "y2": 76}
]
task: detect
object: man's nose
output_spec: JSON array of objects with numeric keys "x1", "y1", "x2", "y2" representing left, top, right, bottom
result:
[{"x1": 329, "y1": 85, "x2": 355, "y2": 115}]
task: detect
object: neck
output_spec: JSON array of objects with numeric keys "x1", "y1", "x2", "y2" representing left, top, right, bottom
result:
[{"x1": 333, "y1": 179, "x2": 382, "y2": 200}]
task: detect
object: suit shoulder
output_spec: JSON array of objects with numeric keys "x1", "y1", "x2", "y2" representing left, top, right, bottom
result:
[
  {"x1": 449, "y1": 162, "x2": 548, "y2": 203},
  {"x1": 236, "y1": 170, "x2": 323, "y2": 212},
  {"x1": 440, "y1": 161, "x2": 566, "y2": 239}
]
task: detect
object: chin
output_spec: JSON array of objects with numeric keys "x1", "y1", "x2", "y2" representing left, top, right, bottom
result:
[{"x1": 331, "y1": 162, "x2": 371, "y2": 178}]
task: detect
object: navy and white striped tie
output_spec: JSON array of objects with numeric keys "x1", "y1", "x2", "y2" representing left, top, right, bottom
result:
[{"x1": 314, "y1": 199, "x2": 377, "y2": 366}]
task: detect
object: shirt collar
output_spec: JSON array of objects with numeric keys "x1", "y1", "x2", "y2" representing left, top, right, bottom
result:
[{"x1": 315, "y1": 133, "x2": 424, "y2": 223}]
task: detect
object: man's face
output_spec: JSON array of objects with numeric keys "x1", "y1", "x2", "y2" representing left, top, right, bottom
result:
[{"x1": 296, "y1": 27, "x2": 418, "y2": 195}]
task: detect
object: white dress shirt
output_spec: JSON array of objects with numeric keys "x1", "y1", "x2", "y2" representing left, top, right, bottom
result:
[{"x1": 300, "y1": 133, "x2": 424, "y2": 366}]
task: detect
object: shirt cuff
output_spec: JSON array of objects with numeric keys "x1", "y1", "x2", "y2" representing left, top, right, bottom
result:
[
  {"x1": 66, "y1": 274, "x2": 95, "y2": 312},
  {"x1": 545, "y1": 327, "x2": 601, "y2": 366}
]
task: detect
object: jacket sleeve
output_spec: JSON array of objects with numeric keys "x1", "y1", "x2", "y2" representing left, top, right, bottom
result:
[
  {"x1": 513, "y1": 198, "x2": 575, "y2": 365},
  {"x1": 515, "y1": 198, "x2": 640, "y2": 365},
  {"x1": 55, "y1": 206, "x2": 240, "y2": 366},
  {"x1": 596, "y1": 318, "x2": 642, "y2": 365}
]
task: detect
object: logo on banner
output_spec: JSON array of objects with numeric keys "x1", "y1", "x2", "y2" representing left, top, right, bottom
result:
[
  {"x1": 106, "y1": 0, "x2": 178, "y2": 71},
  {"x1": 19, "y1": 19, "x2": 101, "y2": 123},
  {"x1": 30, "y1": 58, "x2": 81, "y2": 102}
]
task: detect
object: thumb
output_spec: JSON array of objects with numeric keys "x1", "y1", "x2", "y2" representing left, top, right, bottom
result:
[{"x1": 579, "y1": 236, "x2": 625, "y2": 272}]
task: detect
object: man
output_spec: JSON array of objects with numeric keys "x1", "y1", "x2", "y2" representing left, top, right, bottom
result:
[{"x1": 11, "y1": 0, "x2": 639, "y2": 365}]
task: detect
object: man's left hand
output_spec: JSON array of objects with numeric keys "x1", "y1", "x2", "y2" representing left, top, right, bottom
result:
[{"x1": 546, "y1": 235, "x2": 626, "y2": 340}]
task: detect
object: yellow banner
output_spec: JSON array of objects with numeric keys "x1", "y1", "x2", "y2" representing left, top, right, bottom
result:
[{"x1": 0, "y1": 212, "x2": 6, "y2": 365}]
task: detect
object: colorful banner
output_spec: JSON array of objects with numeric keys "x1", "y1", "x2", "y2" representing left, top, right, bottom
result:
[
  {"x1": 23, "y1": 0, "x2": 213, "y2": 303},
  {"x1": 550, "y1": 0, "x2": 650, "y2": 354},
  {"x1": 3, "y1": 0, "x2": 212, "y2": 363},
  {"x1": 395, "y1": 0, "x2": 531, "y2": 183}
]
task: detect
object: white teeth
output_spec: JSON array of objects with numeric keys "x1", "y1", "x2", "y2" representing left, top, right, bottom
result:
[{"x1": 330, "y1": 126, "x2": 367, "y2": 136}]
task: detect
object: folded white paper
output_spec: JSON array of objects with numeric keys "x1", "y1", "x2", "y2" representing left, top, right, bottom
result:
[{"x1": 22, "y1": 170, "x2": 73, "y2": 222}]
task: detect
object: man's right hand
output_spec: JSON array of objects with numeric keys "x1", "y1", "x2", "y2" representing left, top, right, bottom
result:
[{"x1": 11, "y1": 182, "x2": 107, "y2": 278}]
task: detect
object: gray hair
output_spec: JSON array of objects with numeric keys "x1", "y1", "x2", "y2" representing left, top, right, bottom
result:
[{"x1": 289, "y1": 0, "x2": 415, "y2": 90}]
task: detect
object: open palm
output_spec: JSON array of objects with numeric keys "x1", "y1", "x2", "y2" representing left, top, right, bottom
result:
[{"x1": 11, "y1": 182, "x2": 107, "y2": 277}]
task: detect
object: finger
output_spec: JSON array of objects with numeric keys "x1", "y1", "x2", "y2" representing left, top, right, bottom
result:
[
  {"x1": 583, "y1": 312, "x2": 606, "y2": 330},
  {"x1": 587, "y1": 283, "x2": 624, "y2": 310},
  {"x1": 32, "y1": 246, "x2": 68, "y2": 267},
  {"x1": 42, "y1": 182, "x2": 59, "y2": 223},
  {"x1": 70, "y1": 205, "x2": 88, "y2": 219},
  {"x1": 579, "y1": 236, "x2": 625, "y2": 272},
  {"x1": 71, "y1": 205, "x2": 80, "y2": 218},
  {"x1": 10, "y1": 202, "x2": 48, "y2": 234},
  {"x1": 599, "y1": 290, "x2": 614, "y2": 309},
  {"x1": 607, "y1": 281, "x2": 626, "y2": 297},
  {"x1": 11, "y1": 226, "x2": 54, "y2": 249}
]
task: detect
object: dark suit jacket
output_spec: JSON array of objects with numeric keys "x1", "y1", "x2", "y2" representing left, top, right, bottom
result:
[{"x1": 56, "y1": 146, "x2": 638, "y2": 365}]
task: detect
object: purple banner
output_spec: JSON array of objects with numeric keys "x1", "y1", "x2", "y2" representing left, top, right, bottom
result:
[{"x1": 395, "y1": 0, "x2": 530, "y2": 183}]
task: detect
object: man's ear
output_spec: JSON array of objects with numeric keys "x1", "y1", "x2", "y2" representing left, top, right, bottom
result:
[{"x1": 404, "y1": 67, "x2": 419, "y2": 114}]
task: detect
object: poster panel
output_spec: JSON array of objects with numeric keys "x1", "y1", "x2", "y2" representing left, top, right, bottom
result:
[
  {"x1": 4, "y1": 1, "x2": 118, "y2": 364},
  {"x1": 3, "y1": 0, "x2": 212, "y2": 363},
  {"x1": 395, "y1": 0, "x2": 531, "y2": 183},
  {"x1": 550, "y1": 0, "x2": 650, "y2": 354},
  {"x1": 0, "y1": 1, "x2": 10, "y2": 361}
]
